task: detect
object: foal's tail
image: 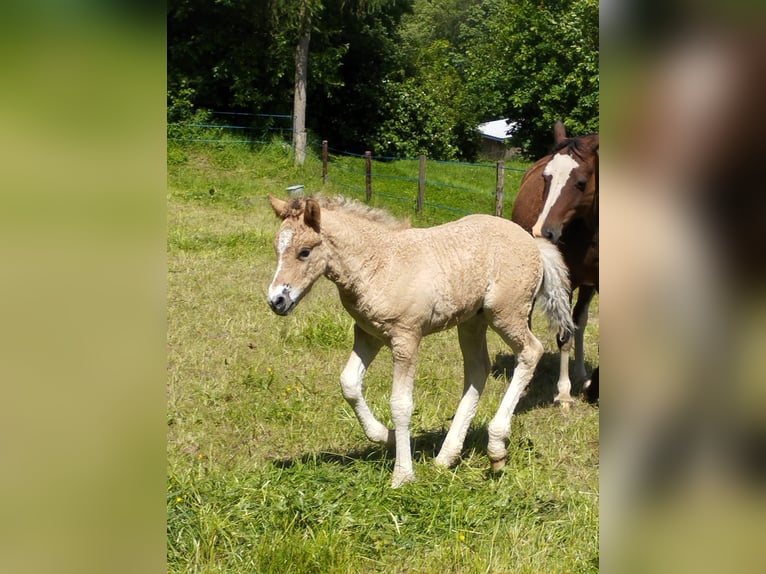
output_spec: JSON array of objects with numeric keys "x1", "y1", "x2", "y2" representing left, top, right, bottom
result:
[{"x1": 534, "y1": 237, "x2": 575, "y2": 344}]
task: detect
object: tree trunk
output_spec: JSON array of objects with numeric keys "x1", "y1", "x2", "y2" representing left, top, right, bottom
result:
[{"x1": 293, "y1": 17, "x2": 310, "y2": 166}]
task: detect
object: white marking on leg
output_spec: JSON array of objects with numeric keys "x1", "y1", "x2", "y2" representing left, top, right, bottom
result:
[
  {"x1": 532, "y1": 153, "x2": 579, "y2": 236},
  {"x1": 340, "y1": 350, "x2": 391, "y2": 444},
  {"x1": 487, "y1": 336, "x2": 543, "y2": 468},
  {"x1": 554, "y1": 347, "x2": 573, "y2": 405}
]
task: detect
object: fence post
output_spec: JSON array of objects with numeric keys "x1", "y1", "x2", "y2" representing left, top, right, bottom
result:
[
  {"x1": 322, "y1": 140, "x2": 328, "y2": 184},
  {"x1": 495, "y1": 161, "x2": 505, "y2": 217},
  {"x1": 417, "y1": 154, "x2": 426, "y2": 215},
  {"x1": 365, "y1": 151, "x2": 372, "y2": 201}
]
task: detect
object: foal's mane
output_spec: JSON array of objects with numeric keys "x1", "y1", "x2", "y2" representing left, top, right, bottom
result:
[{"x1": 313, "y1": 195, "x2": 411, "y2": 230}]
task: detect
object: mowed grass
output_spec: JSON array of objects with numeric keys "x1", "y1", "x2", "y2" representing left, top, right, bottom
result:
[{"x1": 167, "y1": 139, "x2": 599, "y2": 573}]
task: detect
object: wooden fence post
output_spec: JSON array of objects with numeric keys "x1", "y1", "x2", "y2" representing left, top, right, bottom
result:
[
  {"x1": 365, "y1": 151, "x2": 372, "y2": 201},
  {"x1": 322, "y1": 140, "x2": 328, "y2": 184},
  {"x1": 417, "y1": 154, "x2": 426, "y2": 215},
  {"x1": 495, "y1": 160, "x2": 505, "y2": 217}
]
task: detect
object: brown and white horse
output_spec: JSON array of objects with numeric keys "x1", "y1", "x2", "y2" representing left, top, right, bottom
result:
[
  {"x1": 267, "y1": 195, "x2": 574, "y2": 487},
  {"x1": 512, "y1": 121, "x2": 599, "y2": 404}
]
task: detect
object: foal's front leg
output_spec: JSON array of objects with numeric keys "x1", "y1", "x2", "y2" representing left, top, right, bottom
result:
[
  {"x1": 340, "y1": 325, "x2": 392, "y2": 446},
  {"x1": 389, "y1": 335, "x2": 420, "y2": 488}
]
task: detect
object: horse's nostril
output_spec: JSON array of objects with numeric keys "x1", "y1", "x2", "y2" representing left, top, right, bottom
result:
[{"x1": 274, "y1": 295, "x2": 285, "y2": 307}]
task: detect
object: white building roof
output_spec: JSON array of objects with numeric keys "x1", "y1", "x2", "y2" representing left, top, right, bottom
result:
[{"x1": 477, "y1": 118, "x2": 518, "y2": 142}]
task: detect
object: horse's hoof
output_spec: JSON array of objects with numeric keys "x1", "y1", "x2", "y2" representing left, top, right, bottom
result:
[
  {"x1": 554, "y1": 395, "x2": 574, "y2": 412},
  {"x1": 489, "y1": 458, "x2": 506, "y2": 473}
]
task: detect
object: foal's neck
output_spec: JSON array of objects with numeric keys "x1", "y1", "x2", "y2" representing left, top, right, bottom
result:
[{"x1": 321, "y1": 210, "x2": 394, "y2": 293}]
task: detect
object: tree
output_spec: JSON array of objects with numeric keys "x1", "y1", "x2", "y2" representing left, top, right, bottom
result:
[
  {"x1": 167, "y1": 0, "x2": 598, "y2": 161},
  {"x1": 459, "y1": 0, "x2": 599, "y2": 156}
]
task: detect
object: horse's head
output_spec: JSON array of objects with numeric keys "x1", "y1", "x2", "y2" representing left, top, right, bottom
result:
[
  {"x1": 266, "y1": 195, "x2": 327, "y2": 316},
  {"x1": 532, "y1": 132, "x2": 599, "y2": 244}
]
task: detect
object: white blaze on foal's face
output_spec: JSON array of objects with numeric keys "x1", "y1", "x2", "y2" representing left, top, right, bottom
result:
[
  {"x1": 532, "y1": 153, "x2": 579, "y2": 237},
  {"x1": 269, "y1": 228, "x2": 294, "y2": 292},
  {"x1": 267, "y1": 227, "x2": 299, "y2": 311},
  {"x1": 267, "y1": 218, "x2": 325, "y2": 316}
]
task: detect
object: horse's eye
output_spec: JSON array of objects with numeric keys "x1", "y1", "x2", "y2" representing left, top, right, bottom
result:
[
  {"x1": 298, "y1": 247, "x2": 312, "y2": 260},
  {"x1": 576, "y1": 180, "x2": 587, "y2": 191}
]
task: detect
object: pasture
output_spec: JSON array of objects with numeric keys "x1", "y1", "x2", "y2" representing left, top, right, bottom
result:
[{"x1": 167, "y1": 140, "x2": 599, "y2": 573}]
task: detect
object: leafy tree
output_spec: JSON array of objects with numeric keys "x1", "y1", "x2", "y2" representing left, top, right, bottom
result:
[
  {"x1": 458, "y1": 0, "x2": 598, "y2": 157},
  {"x1": 167, "y1": 0, "x2": 598, "y2": 161}
]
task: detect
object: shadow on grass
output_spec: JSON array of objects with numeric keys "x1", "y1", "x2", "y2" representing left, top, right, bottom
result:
[
  {"x1": 492, "y1": 351, "x2": 596, "y2": 413},
  {"x1": 270, "y1": 444, "x2": 394, "y2": 470},
  {"x1": 270, "y1": 351, "x2": 597, "y2": 473},
  {"x1": 270, "y1": 426, "x2": 532, "y2": 471}
]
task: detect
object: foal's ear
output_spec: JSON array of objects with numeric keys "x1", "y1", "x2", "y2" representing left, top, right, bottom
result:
[
  {"x1": 268, "y1": 195, "x2": 287, "y2": 218},
  {"x1": 553, "y1": 120, "x2": 567, "y2": 145},
  {"x1": 304, "y1": 198, "x2": 321, "y2": 232}
]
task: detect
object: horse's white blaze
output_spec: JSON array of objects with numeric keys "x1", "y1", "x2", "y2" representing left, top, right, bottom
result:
[
  {"x1": 532, "y1": 153, "x2": 579, "y2": 237},
  {"x1": 268, "y1": 228, "x2": 295, "y2": 300}
]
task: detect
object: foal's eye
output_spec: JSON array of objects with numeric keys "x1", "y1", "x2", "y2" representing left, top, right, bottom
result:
[
  {"x1": 298, "y1": 247, "x2": 312, "y2": 260},
  {"x1": 575, "y1": 180, "x2": 587, "y2": 191}
]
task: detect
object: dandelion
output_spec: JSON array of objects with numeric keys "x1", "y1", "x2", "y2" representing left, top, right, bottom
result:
[
  {"x1": 176, "y1": 496, "x2": 183, "y2": 503},
  {"x1": 458, "y1": 533, "x2": 466, "y2": 542}
]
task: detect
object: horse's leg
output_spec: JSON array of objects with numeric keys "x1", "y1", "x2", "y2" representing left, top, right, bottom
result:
[
  {"x1": 572, "y1": 285, "x2": 596, "y2": 383},
  {"x1": 389, "y1": 334, "x2": 420, "y2": 488},
  {"x1": 553, "y1": 285, "x2": 596, "y2": 407},
  {"x1": 583, "y1": 366, "x2": 599, "y2": 403},
  {"x1": 340, "y1": 324, "x2": 392, "y2": 446},
  {"x1": 435, "y1": 314, "x2": 490, "y2": 468},
  {"x1": 553, "y1": 331, "x2": 575, "y2": 408},
  {"x1": 487, "y1": 318, "x2": 544, "y2": 472}
]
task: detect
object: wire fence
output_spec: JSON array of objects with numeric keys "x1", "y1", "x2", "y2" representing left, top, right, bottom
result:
[{"x1": 167, "y1": 112, "x2": 530, "y2": 218}]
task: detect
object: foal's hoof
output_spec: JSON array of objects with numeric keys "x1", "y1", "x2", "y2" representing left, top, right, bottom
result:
[
  {"x1": 489, "y1": 458, "x2": 506, "y2": 473},
  {"x1": 434, "y1": 452, "x2": 459, "y2": 468},
  {"x1": 391, "y1": 471, "x2": 415, "y2": 489}
]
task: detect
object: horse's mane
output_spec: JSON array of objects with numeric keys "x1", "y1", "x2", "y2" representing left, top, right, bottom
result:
[{"x1": 311, "y1": 195, "x2": 411, "y2": 230}]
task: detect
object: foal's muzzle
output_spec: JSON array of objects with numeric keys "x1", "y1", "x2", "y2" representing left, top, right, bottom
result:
[{"x1": 268, "y1": 289, "x2": 295, "y2": 316}]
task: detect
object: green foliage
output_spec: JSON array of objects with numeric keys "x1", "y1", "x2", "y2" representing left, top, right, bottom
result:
[
  {"x1": 168, "y1": 0, "x2": 597, "y2": 160},
  {"x1": 456, "y1": 0, "x2": 599, "y2": 156}
]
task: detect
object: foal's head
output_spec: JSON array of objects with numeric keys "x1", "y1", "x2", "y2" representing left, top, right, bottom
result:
[
  {"x1": 267, "y1": 195, "x2": 327, "y2": 315},
  {"x1": 532, "y1": 126, "x2": 599, "y2": 244}
]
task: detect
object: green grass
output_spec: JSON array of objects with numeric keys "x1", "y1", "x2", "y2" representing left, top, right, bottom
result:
[{"x1": 167, "y1": 137, "x2": 599, "y2": 573}]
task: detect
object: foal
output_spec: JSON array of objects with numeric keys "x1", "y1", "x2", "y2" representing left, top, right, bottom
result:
[{"x1": 267, "y1": 195, "x2": 573, "y2": 487}]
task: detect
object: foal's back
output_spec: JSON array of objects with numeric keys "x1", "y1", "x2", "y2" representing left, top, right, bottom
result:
[{"x1": 363, "y1": 214, "x2": 542, "y2": 335}]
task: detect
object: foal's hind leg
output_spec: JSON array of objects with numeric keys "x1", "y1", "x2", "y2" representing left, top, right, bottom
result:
[
  {"x1": 435, "y1": 314, "x2": 490, "y2": 468},
  {"x1": 487, "y1": 319, "x2": 544, "y2": 472},
  {"x1": 340, "y1": 324, "x2": 393, "y2": 447}
]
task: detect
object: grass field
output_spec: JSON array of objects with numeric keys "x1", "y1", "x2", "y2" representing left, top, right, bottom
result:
[{"x1": 167, "y1": 138, "x2": 599, "y2": 573}]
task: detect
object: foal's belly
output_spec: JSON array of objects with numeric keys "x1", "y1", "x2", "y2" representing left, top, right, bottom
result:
[{"x1": 340, "y1": 289, "x2": 484, "y2": 343}]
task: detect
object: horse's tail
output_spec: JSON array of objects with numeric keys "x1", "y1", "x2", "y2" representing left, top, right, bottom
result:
[{"x1": 534, "y1": 237, "x2": 575, "y2": 344}]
